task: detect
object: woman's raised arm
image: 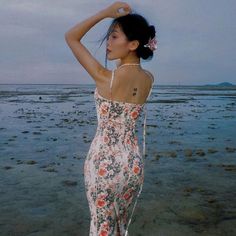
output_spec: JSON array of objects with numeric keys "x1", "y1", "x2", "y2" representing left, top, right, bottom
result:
[{"x1": 65, "y1": 2, "x2": 131, "y2": 83}]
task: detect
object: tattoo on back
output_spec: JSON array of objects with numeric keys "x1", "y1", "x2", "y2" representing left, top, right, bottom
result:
[{"x1": 133, "y1": 87, "x2": 137, "y2": 96}]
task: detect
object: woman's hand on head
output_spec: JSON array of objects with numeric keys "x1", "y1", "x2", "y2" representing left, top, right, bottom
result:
[{"x1": 103, "y1": 1, "x2": 132, "y2": 18}]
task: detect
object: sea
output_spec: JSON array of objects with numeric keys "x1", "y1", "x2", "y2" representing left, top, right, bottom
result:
[{"x1": 0, "y1": 84, "x2": 236, "y2": 236}]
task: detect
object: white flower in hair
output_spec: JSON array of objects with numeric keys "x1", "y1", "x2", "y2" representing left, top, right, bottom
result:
[{"x1": 144, "y1": 37, "x2": 157, "y2": 51}]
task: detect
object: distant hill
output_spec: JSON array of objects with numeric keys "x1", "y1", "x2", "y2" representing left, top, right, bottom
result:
[{"x1": 205, "y1": 82, "x2": 235, "y2": 86}]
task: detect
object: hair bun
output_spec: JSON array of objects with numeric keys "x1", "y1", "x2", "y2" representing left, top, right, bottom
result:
[
  {"x1": 102, "y1": 13, "x2": 156, "y2": 61},
  {"x1": 148, "y1": 25, "x2": 156, "y2": 38}
]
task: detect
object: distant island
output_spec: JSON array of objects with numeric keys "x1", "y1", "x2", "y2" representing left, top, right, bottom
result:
[{"x1": 205, "y1": 82, "x2": 235, "y2": 86}]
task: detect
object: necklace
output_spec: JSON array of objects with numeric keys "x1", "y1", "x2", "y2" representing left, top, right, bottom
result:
[{"x1": 118, "y1": 63, "x2": 140, "y2": 69}]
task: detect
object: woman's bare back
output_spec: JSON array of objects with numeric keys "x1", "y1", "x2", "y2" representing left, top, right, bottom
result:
[{"x1": 96, "y1": 66, "x2": 154, "y2": 105}]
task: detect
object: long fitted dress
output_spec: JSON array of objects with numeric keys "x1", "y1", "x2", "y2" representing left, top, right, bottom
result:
[{"x1": 84, "y1": 68, "x2": 154, "y2": 236}]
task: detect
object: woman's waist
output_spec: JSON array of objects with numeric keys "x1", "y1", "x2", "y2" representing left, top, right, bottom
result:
[
  {"x1": 97, "y1": 119, "x2": 136, "y2": 130},
  {"x1": 94, "y1": 128, "x2": 139, "y2": 148}
]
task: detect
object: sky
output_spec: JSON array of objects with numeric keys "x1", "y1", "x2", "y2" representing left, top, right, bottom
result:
[{"x1": 0, "y1": 0, "x2": 236, "y2": 85}]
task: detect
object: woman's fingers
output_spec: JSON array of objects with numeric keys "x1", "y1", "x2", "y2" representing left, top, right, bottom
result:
[
  {"x1": 117, "y1": 3, "x2": 132, "y2": 16},
  {"x1": 104, "y1": 1, "x2": 132, "y2": 18},
  {"x1": 121, "y1": 2, "x2": 132, "y2": 12},
  {"x1": 118, "y1": 7, "x2": 130, "y2": 16}
]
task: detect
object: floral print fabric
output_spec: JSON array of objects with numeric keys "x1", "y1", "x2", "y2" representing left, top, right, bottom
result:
[{"x1": 84, "y1": 69, "x2": 153, "y2": 236}]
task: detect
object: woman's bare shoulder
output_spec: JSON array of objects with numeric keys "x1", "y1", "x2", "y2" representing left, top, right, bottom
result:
[
  {"x1": 96, "y1": 68, "x2": 112, "y2": 84},
  {"x1": 141, "y1": 69, "x2": 154, "y2": 83}
]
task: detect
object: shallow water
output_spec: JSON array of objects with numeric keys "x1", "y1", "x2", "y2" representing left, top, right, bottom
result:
[{"x1": 0, "y1": 84, "x2": 236, "y2": 236}]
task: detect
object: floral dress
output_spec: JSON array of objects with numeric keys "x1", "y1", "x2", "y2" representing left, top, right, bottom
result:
[{"x1": 84, "y1": 69, "x2": 154, "y2": 236}]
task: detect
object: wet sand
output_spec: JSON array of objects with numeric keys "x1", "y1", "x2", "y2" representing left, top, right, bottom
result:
[{"x1": 0, "y1": 84, "x2": 236, "y2": 236}]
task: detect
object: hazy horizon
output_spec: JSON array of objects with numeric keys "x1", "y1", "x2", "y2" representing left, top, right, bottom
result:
[{"x1": 1, "y1": 82, "x2": 235, "y2": 87}]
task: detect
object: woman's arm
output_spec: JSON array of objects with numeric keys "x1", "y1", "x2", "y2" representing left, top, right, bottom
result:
[
  {"x1": 65, "y1": 10, "x2": 108, "y2": 83},
  {"x1": 65, "y1": 10, "x2": 107, "y2": 42},
  {"x1": 65, "y1": 2, "x2": 131, "y2": 83}
]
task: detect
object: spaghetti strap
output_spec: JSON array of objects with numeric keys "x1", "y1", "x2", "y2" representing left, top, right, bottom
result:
[
  {"x1": 142, "y1": 69, "x2": 155, "y2": 158},
  {"x1": 110, "y1": 69, "x2": 115, "y2": 90},
  {"x1": 143, "y1": 77, "x2": 154, "y2": 159},
  {"x1": 109, "y1": 69, "x2": 115, "y2": 102}
]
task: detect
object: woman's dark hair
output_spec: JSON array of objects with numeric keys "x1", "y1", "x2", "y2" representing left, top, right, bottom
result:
[{"x1": 97, "y1": 13, "x2": 156, "y2": 67}]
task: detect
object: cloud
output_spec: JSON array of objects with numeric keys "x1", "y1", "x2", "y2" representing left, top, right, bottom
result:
[{"x1": 0, "y1": 0, "x2": 236, "y2": 85}]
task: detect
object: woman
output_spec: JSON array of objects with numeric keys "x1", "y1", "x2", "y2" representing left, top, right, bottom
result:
[{"x1": 65, "y1": 2, "x2": 157, "y2": 235}]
